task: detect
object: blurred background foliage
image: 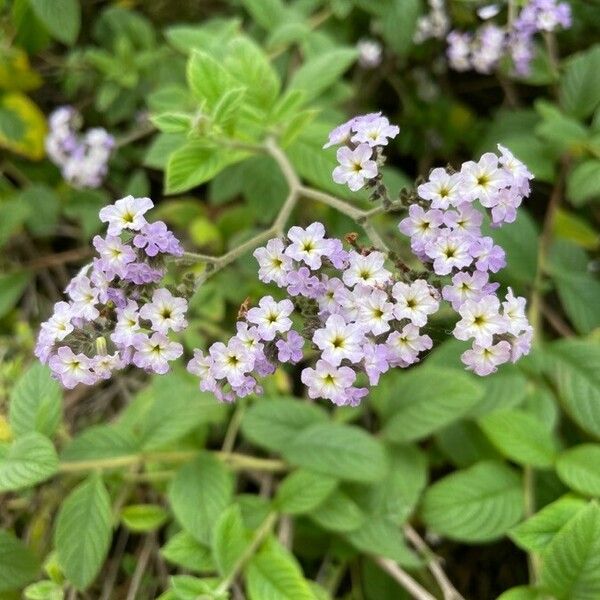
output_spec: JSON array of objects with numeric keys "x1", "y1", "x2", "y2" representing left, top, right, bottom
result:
[{"x1": 0, "y1": 0, "x2": 599, "y2": 599}]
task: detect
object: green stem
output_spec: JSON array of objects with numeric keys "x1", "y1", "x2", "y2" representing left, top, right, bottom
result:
[
  {"x1": 59, "y1": 450, "x2": 287, "y2": 474},
  {"x1": 215, "y1": 512, "x2": 278, "y2": 594}
]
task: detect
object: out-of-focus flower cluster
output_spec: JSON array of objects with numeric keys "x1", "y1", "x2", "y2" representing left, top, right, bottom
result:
[
  {"x1": 45, "y1": 106, "x2": 115, "y2": 188},
  {"x1": 36, "y1": 196, "x2": 186, "y2": 388},
  {"x1": 187, "y1": 223, "x2": 439, "y2": 405},
  {"x1": 398, "y1": 144, "x2": 534, "y2": 375},
  {"x1": 324, "y1": 112, "x2": 399, "y2": 192},
  {"x1": 357, "y1": 39, "x2": 383, "y2": 69},
  {"x1": 415, "y1": 0, "x2": 450, "y2": 43},
  {"x1": 447, "y1": 0, "x2": 571, "y2": 75}
]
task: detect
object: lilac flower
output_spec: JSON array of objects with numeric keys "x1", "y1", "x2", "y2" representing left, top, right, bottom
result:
[
  {"x1": 122, "y1": 262, "x2": 164, "y2": 285},
  {"x1": 453, "y1": 296, "x2": 506, "y2": 346},
  {"x1": 358, "y1": 288, "x2": 395, "y2": 335},
  {"x1": 461, "y1": 340, "x2": 511, "y2": 376},
  {"x1": 317, "y1": 276, "x2": 346, "y2": 316},
  {"x1": 254, "y1": 238, "x2": 292, "y2": 285},
  {"x1": 313, "y1": 314, "x2": 365, "y2": 366},
  {"x1": 447, "y1": 31, "x2": 472, "y2": 71},
  {"x1": 490, "y1": 188, "x2": 522, "y2": 226},
  {"x1": 40, "y1": 301, "x2": 74, "y2": 342},
  {"x1": 460, "y1": 153, "x2": 507, "y2": 205},
  {"x1": 418, "y1": 168, "x2": 463, "y2": 209},
  {"x1": 92, "y1": 235, "x2": 136, "y2": 279},
  {"x1": 139, "y1": 288, "x2": 188, "y2": 334},
  {"x1": 392, "y1": 280, "x2": 439, "y2": 327},
  {"x1": 471, "y1": 24, "x2": 505, "y2": 74},
  {"x1": 286, "y1": 267, "x2": 324, "y2": 298},
  {"x1": 235, "y1": 322, "x2": 264, "y2": 356},
  {"x1": 343, "y1": 251, "x2": 391, "y2": 288},
  {"x1": 324, "y1": 238, "x2": 350, "y2": 269},
  {"x1": 246, "y1": 296, "x2": 294, "y2": 341},
  {"x1": 67, "y1": 275, "x2": 100, "y2": 320},
  {"x1": 133, "y1": 221, "x2": 184, "y2": 257},
  {"x1": 99, "y1": 195, "x2": 153, "y2": 235},
  {"x1": 442, "y1": 271, "x2": 497, "y2": 310},
  {"x1": 276, "y1": 330, "x2": 304, "y2": 363},
  {"x1": 351, "y1": 116, "x2": 400, "y2": 147},
  {"x1": 323, "y1": 120, "x2": 354, "y2": 149},
  {"x1": 469, "y1": 236, "x2": 506, "y2": 273},
  {"x1": 386, "y1": 324, "x2": 432, "y2": 367},
  {"x1": 443, "y1": 203, "x2": 483, "y2": 238},
  {"x1": 332, "y1": 144, "x2": 378, "y2": 192},
  {"x1": 301, "y1": 359, "x2": 357, "y2": 404},
  {"x1": 92, "y1": 352, "x2": 124, "y2": 380},
  {"x1": 111, "y1": 300, "x2": 141, "y2": 347},
  {"x1": 502, "y1": 288, "x2": 529, "y2": 335},
  {"x1": 209, "y1": 338, "x2": 255, "y2": 386},
  {"x1": 363, "y1": 342, "x2": 391, "y2": 385},
  {"x1": 285, "y1": 222, "x2": 330, "y2": 270},
  {"x1": 398, "y1": 205, "x2": 445, "y2": 253},
  {"x1": 187, "y1": 350, "x2": 218, "y2": 393},
  {"x1": 132, "y1": 333, "x2": 183, "y2": 375},
  {"x1": 509, "y1": 327, "x2": 533, "y2": 362},
  {"x1": 48, "y1": 346, "x2": 96, "y2": 389},
  {"x1": 425, "y1": 230, "x2": 473, "y2": 275}
]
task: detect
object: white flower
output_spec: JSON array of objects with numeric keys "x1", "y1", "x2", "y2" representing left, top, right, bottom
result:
[
  {"x1": 392, "y1": 280, "x2": 440, "y2": 326},
  {"x1": 246, "y1": 296, "x2": 294, "y2": 341},
  {"x1": 459, "y1": 152, "x2": 507, "y2": 206},
  {"x1": 386, "y1": 324, "x2": 432, "y2": 366},
  {"x1": 351, "y1": 116, "x2": 399, "y2": 147},
  {"x1": 41, "y1": 301, "x2": 74, "y2": 342},
  {"x1": 313, "y1": 314, "x2": 365, "y2": 366},
  {"x1": 139, "y1": 288, "x2": 188, "y2": 334},
  {"x1": 332, "y1": 144, "x2": 378, "y2": 192},
  {"x1": 99, "y1": 195, "x2": 153, "y2": 235},
  {"x1": 418, "y1": 168, "x2": 463, "y2": 209},
  {"x1": 343, "y1": 251, "x2": 391, "y2": 288},
  {"x1": 453, "y1": 296, "x2": 506, "y2": 346},
  {"x1": 358, "y1": 288, "x2": 395, "y2": 335},
  {"x1": 253, "y1": 238, "x2": 292, "y2": 284},
  {"x1": 502, "y1": 288, "x2": 529, "y2": 335}
]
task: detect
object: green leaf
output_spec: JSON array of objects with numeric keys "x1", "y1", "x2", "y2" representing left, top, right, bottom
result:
[
  {"x1": 436, "y1": 421, "x2": 501, "y2": 467},
  {"x1": 309, "y1": 489, "x2": 365, "y2": 532},
  {"x1": 497, "y1": 587, "x2": 548, "y2": 600},
  {"x1": 186, "y1": 50, "x2": 235, "y2": 109},
  {"x1": 166, "y1": 141, "x2": 241, "y2": 195},
  {"x1": 275, "y1": 469, "x2": 337, "y2": 515},
  {"x1": 0, "y1": 530, "x2": 40, "y2": 592},
  {"x1": 0, "y1": 198, "x2": 31, "y2": 249},
  {"x1": 282, "y1": 422, "x2": 388, "y2": 483},
  {"x1": 161, "y1": 531, "x2": 215, "y2": 573},
  {"x1": 168, "y1": 452, "x2": 233, "y2": 545},
  {"x1": 24, "y1": 580, "x2": 64, "y2": 600},
  {"x1": 60, "y1": 424, "x2": 137, "y2": 462},
  {"x1": 121, "y1": 504, "x2": 169, "y2": 533},
  {"x1": 543, "y1": 340, "x2": 600, "y2": 439},
  {"x1": 567, "y1": 160, "x2": 600, "y2": 206},
  {"x1": 289, "y1": 48, "x2": 357, "y2": 101},
  {"x1": 379, "y1": 0, "x2": 420, "y2": 56},
  {"x1": 9, "y1": 363, "x2": 62, "y2": 438},
  {"x1": 556, "y1": 445, "x2": 600, "y2": 497},
  {"x1": 20, "y1": 184, "x2": 60, "y2": 237},
  {"x1": 213, "y1": 504, "x2": 249, "y2": 575},
  {"x1": 510, "y1": 495, "x2": 587, "y2": 553},
  {"x1": 213, "y1": 87, "x2": 246, "y2": 133},
  {"x1": 225, "y1": 37, "x2": 281, "y2": 110},
  {"x1": 28, "y1": 0, "x2": 80, "y2": 45},
  {"x1": 246, "y1": 540, "x2": 314, "y2": 600},
  {"x1": 421, "y1": 461, "x2": 523, "y2": 542},
  {"x1": 241, "y1": 0, "x2": 287, "y2": 30},
  {"x1": 382, "y1": 367, "x2": 483, "y2": 442},
  {"x1": 541, "y1": 502, "x2": 600, "y2": 599},
  {"x1": 0, "y1": 271, "x2": 31, "y2": 318},
  {"x1": 560, "y1": 45, "x2": 600, "y2": 119},
  {"x1": 0, "y1": 432, "x2": 58, "y2": 492},
  {"x1": 150, "y1": 112, "x2": 193, "y2": 134},
  {"x1": 478, "y1": 409, "x2": 558, "y2": 468},
  {"x1": 345, "y1": 518, "x2": 421, "y2": 568},
  {"x1": 241, "y1": 397, "x2": 327, "y2": 453},
  {"x1": 54, "y1": 474, "x2": 112, "y2": 590}
]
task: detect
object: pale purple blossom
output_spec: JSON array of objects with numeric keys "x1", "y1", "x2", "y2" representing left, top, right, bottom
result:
[
  {"x1": 246, "y1": 296, "x2": 294, "y2": 341},
  {"x1": 139, "y1": 288, "x2": 188, "y2": 334},
  {"x1": 276, "y1": 330, "x2": 304, "y2": 363},
  {"x1": 332, "y1": 144, "x2": 378, "y2": 192},
  {"x1": 99, "y1": 195, "x2": 153, "y2": 235},
  {"x1": 461, "y1": 340, "x2": 511, "y2": 376},
  {"x1": 453, "y1": 296, "x2": 506, "y2": 346},
  {"x1": 343, "y1": 251, "x2": 391, "y2": 288},
  {"x1": 133, "y1": 221, "x2": 184, "y2": 257},
  {"x1": 48, "y1": 346, "x2": 96, "y2": 389},
  {"x1": 254, "y1": 238, "x2": 292, "y2": 285},
  {"x1": 312, "y1": 314, "x2": 365, "y2": 366},
  {"x1": 469, "y1": 236, "x2": 506, "y2": 273},
  {"x1": 132, "y1": 332, "x2": 183, "y2": 375},
  {"x1": 285, "y1": 222, "x2": 330, "y2": 269},
  {"x1": 351, "y1": 116, "x2": 400, "y2": 147}
]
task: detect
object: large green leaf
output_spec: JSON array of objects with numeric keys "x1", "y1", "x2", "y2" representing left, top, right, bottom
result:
[
  {"x1": 241, "y1": 397, "x2": 327, "y2": 453},
  {"x1": 543, "y1": 340, "x2": 600, "y2": 439},
  {"x1": 289, "y1": 48, "x2": 357, "y2": 101},
  {"x1": 274, "y1": 469, "x2": 338, "y2": 515},
  {"x1": 541, "y1": 502, "x2": 600, "y2": 599},
  {"x1": 282, "y1": 422, "x2": 388, "y2": 483},
  {"x1": 161, "y1": 531, "x2": 215, "y2": 573},
  {"x1": 0, "y1": 432, "x2": 58, "y2": 492},
  {"x1": 168, "y1": 452, "x2": 233, "y2": 545},
  {"x1": 567, "y1": 160, "x2": 600, "y2": 206},
  {"x1": 421, "y1": 461, "x2": 523, "y2": 542},
  {"x1": 212, "y1": 504, "x2": 249, "y2": 576},
  {"x1": 381, "y1": 367, "x2": 483, "y2": 442},
  {"x1": 479, "y1": 409, "x2": 558, "y2": 468},
  {"x1": 29, "y1": 0, "x2": 80, "y2": 45},
  {"x1": 246, "y1": 540, "x2": 314, "y2": 600},
  {"x1": 60, "y1": 424, "x2": 137, "y2": 462},
  {"x1": 0, "y1": 530, "x2": 40, "y2": 592},
  {"x1": 54, "y1": 474, "x2": 112, "y2": 590},
  {"x1": 309, "y1": 489, "x2": 366, "y2": 532},
  {"x1": 0, "y1": 271, "x2": 31, "y2": 318},
  {"x1": 186, "y1": 50, "x2": 235, "y2": 109},
  {"x1": 510, "y1": 495, "x2": 587, "y2": 553},
  {"x1": 556, "y1": 445, "x2": 600, "y2": 497},
  {"x1": 560, "y1": 45, "x2": 600, "y2": 119},
  {"x1": 9, "y1": 363, "x2": 62, "y2": 438}
]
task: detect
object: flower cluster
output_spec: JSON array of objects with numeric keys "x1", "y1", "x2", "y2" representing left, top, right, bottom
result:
[
  {"x1": 445, "y1": 0, "x2": 571, "y2": 75},
  {"x1": 357, "y1": 39, "x2": 383, "y2": 69},
  {"x1": 187, "y1": 223, "x2": 439, "y2": 405},
  {"x1": 398, "y1": 145, "x2": 534, "y2": 375},
  {"x1": 45, "y1": 106, "x2": 115, "y2": 188},
  {"x1": 36, "y1": 196, "x2": 186, "y2": 388},
  {"x1": 324, "y1": 113, "x2": 399, "y2": 192},
  {"x1": 415, "y1": 0, "x2": 450, "y2": 43}
]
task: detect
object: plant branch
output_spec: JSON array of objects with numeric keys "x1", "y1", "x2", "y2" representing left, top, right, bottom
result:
[
  {"x1": 373, "y1": 557, "x2": 437, "y2": 600},
  {"x1": 404, "y1": 525, "x2": 466, "y2": 600},
  {"x1": 59, "y1": 450, "x2": 287, "y2": 474}
]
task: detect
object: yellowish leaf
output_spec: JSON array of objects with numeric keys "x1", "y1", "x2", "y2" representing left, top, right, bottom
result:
[{"x1": 0, "y1": 92, "x2": 47, "y2": 160}]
